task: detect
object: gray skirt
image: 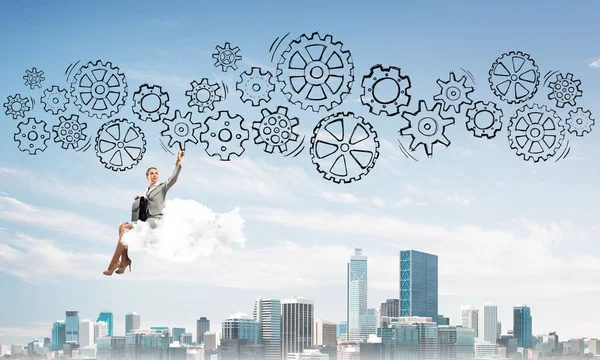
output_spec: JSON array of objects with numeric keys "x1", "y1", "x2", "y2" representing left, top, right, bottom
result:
[{"x1": 130, "y1": 215, "x2": 161, "y2": 229}]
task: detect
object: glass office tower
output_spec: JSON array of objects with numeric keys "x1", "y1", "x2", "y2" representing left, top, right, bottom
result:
[
  {"x1": 399, "y1": 250, "x2": 438, "y2": 321},
  {"x1": 514, "y1": 305, "x2": 533, "y2": 348},
  {"x1": 97, "y1": 311, "x2": 114, "y2": 336}
]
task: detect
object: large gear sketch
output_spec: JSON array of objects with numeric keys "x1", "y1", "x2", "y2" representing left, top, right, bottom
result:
[
  {"x1": 160, "y1": 110, "x2": 202, "y2": 150},
  {"x1": 52, "y1": 114, "x2": 88, "y2": 150},
  {"x1": 41, "y1": 86, "x2": 69, "y2": 115},
  {"x1": 565, "y1": 107, "x2": 594, "y2": 137},
  {"x1": 399, "y1": 101, "x2": 455, "y2": 157},
  {"x1": 277, "y1": 32, "x2": 354, "y2": 112},
  {"x1": 70, "y1": 60, "x2": 128, "y2": 119},
  {"x1": 186, "y1": 79, "x2": 222, "y2": 113},
  {"x1": 14, "y1": 118, "x2": 50, "y2": 155},
  {"x1": 466, "y1": 101, "x2": 503, "y2": 139},
  {"x1": 548, "y1": 73, "x2": 582, "y2": 108},
  {"x1": 237, "y1": 67, "x2": 275, "y2": 106},
  {"x1": 310, "y1": 112, "x2": 380, "y2": 184},
  {"x1": 4, "y1": 94, "x2": 31, "y2": 119},
  {"x1": 95, "y1": 119, "x2": 146, "y2": 172},
  {"x1": 489, "y1": 51, "x2": 539, "y2": 104},
  {"x1": 433, "y1": 72, "x2": 474, "y2": 113},
  {"x1": 508, "y1": 104, "x2": 565, "y2": 162},
  {"x1": 132, "y1": 84, "x2": 170, "y2": 122},
  {"x1": 200, "y1": 111, "x2": 249, "y2": 161},
  {"x1": 252, "y1": 106, "x2": 300, "y2": 154},
  {"x1": 360, "y1": 64, "x2": 411, "y2": 116},
  {"x1": 212, "y1": 42, "x2": 242, "y2": 72},
  {"x1": 23, "y1": 67, "x2": 45, "y2": 89}
]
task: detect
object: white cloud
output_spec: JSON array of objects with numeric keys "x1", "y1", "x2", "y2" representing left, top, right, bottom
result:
[
  {"x1": 320, "y1": 192, "x2": 361, "y2": 204},
  {"x1": 0, "y1": 196, "x2": 114, "y2": 244},
  {"x1": 588, "y1": 58, "x2": 600, "y2": 68}
]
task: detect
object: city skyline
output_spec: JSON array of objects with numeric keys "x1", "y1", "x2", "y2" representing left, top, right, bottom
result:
[{"x1": 1, "y1": 0, "x2": 600, "y2": 347}]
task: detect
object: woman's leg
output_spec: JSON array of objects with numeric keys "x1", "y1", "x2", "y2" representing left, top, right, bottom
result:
[
  {"x1": 103, "y1": 222, "x2": 130, "y2": 275},
  {"x1": 115, "y1": 222, "x2": 134, "y2": 274}
]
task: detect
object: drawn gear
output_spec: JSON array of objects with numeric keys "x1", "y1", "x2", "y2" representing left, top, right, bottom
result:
[
  {"x1": 52, "y1": 114, "x2": 88, "y2": 150},
  {"x1": 23, "y1": 67, "x2": 45, "y2": 89},
  {"x1": 95, "y1": 119, "x2": 146, "y2": 172},
  {"x1": 277, "y1": 32, "x2": 354, "y2": 112},
  {"x1": 360, "y1": 64, "x2": 411, "y2": 116},
  {"x1": 237, "y1": 67, "x2": 275, "y2": 106},
  {"x1": 186, "y1": 79, "x2": 222, "y2": 112},
  {"x1": 160, "y1": 110, "x2": 202, "y2": 150},
  {"x1": 433, "y1": 72, "x2": 474, "y2": 113},
  {"x1": 200, "y1": 111, "x2": 249, "y2": 161},
  {"x1": 508, "y1": 104, "x2": 565, "y2": 162},
  {"x1": 548, "y1": 73, "x2": 582, "y2": 108},
  {"x1": 14, "y1": 117, "x2": 50, "y2": 155},
  {"x1": 70, "y1": 60, "x2": 128, "y2": 119},
  {"x1": 3, "y1": 94, "x2": 31, "y2": 119},
  {"x1": 466, "y1": 101, "x2": 504, "y2": 139},
  {"x1": 489, "y1": 51, "x2": 539, "y2": 104},
  {"x1": 399, "y1": 101, "x2": 455, "y2": 157},
  {"x1": 41, "y1": 86, "x2": 70, "y2": 115},
  {"x1": 565, "y1": 107, "x2": 594, "y2": 137},
  {"x1": 132, "y1": 84, "x2": 170, "y2": 122},
  {"x1": 212, "y1": 42, "x2": 242, "y2": 72},
  {"x1": 310, "y1": 112, "x2": 380, "y2": 184},
  {"x1": 252, "y1": 106, "x2": 299, "y2": 154}
]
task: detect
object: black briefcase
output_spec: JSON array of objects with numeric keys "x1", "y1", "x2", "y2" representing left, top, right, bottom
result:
[{"x1": 131, "y1": 197, "x2": 149, "y2": 222}]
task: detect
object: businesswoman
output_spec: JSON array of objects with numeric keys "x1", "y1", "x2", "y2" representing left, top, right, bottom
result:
[{"x1": 103, "y1": 149, "x2": 184, "y2": 275}]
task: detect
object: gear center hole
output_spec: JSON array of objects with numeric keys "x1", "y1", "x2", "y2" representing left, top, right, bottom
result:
[
  {"x1": 141, "y1": 94, "x2": 161, "y2": 113},
  {"x1": 12, "y1": 103, "x2": 22, "y2": 111},
  {"x1": 474, "y1": 111, "x2": 494, "y2": 130},
  {"x1": 196, "y1": 89, "x2": 211, "y2": 103},
  {"x1": 93, "y1": 83, "x2": 107, "y2": 96},
  {"x1": 252, "y1": 83, "x2": 262, "y2": 92},
  {"x1": 27, "y1": 131, "x2": 38, "y2": 141},
  {"x1": 373, "y1": 78, "x2": 400, "y2": 104},
  {"x1": 340, "y1": 144, "x2": 350, "y2": 152},
  {"x1": 219, "y1": 129, "x2": 232, "y2": 142}
]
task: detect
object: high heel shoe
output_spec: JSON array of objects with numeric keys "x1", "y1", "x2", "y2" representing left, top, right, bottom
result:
[
  {"x1": 116, "y1": 248, "x2": 132, "y2": 274},
  {"x1": 103, "y1": 241, "x2": 125, "y2": 276}
]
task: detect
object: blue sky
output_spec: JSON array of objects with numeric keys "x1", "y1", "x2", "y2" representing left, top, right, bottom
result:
[{"x1": 1, "y1": 0, "x2": 600, "y2": 346}]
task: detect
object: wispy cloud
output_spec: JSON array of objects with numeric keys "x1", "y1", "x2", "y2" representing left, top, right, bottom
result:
[{"x1": 588, "y1": 58, "x2": 600, "y2": 68}]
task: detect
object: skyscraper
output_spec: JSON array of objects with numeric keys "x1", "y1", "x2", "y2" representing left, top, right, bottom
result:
[
  {"x1": 347, "y1": 247, "x2": 367, "y2": 342},
  {"x1": 399, "y1": 250, "x2": 438, "y2": 320},
  {"x1": 221, "y1": 312, "x2": 261, "y2": 344},
  {"x1": 97, "y1": 311, "x2": 113, "y2": 336},
  {"x1": 253, "y1": 297, "x2": 282, "y2": 360},
  {"x1": 65, "y1": 311, "x2": 79, "y2": 344},
  {"x1": 172, "y1": 327, "x2": 186, "y2": 343},
  {"x1": 94, "y1": 321, "x2": 108, "y2": 341},
  {"x1": 282, "y1": 296, "x2": 314, "y2": 357},
  {"x1": 461, "y1": 306, "x2": 479, "y2": 338},
  {"x1": 51, "y1": 321, "x2": 66, "y2": 351},
  {"x1": 478, "y1": 303, "x2": 498, "y2": 343},
  {"x1": 197, "y1": 317, "x2": 210, "y2": 345},
  {"x1": 79, "y1": 319, "x2": 94, "y2": 347},
  {"x1": 125, "y1": 312, "x2": 141, "y2": 335},
  {"x1": 313, "y1": 320, "x2": 337, "y2": 347},
  {"x1": 513, "y1": 305, "x2": 532, "y2": 348},
  {"x1": 380, "y1": 299, "x2": 399, "y2": 318}
]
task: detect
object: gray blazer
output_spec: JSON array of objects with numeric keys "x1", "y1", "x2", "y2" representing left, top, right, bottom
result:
[{"x1": 131, "y1": 164, "x2": 182, "y2": 221}]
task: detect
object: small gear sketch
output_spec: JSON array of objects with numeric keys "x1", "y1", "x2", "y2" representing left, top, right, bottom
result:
[
  {"x1": 4, "y1": 94, "x2": 31, "y2": 119},
  {"x1": 489, "y1": 51, "x2": 539, "y2": 104},
  {"x1": 548, "y1": 73, "x2": 582, "y2": 108},
  {"x1": 277, "y1": 32, "x2": 354, "y2": 112},
  {"x1": 132, "y1": 84, "x2": 170, "y2": 122},
  {"x1": 310, "y1": 112, "x2": 380, "y2": 184},
  {"x1": 212, "y1": 42, "x2": 242, "y2": 72},
  {"x1": 14, "y1": 117, "x2": 50, "y2": 155},
  {"x1": 52, "y1": 114, "x2": 88, "y2": 150},
  {"x1": 508, "y1": 104, "x2": 565, "y2": 162},
  {"x1": 360, "y1": 64, "x2": 411, "y2": 116},
  {"x1": 465, "y1": 101, "x2": 503, "y2": 139},
  {"x1": 70, "y1": 60, "x2": 128, "y2": 119},
  {"x1": 160, "y1": 110, "x2": 202, "y2": 150},
  {"x1": 433, "y1": 72, "x2": 474, "y2": 113},
  {"x1": 186, "y1": 79, "x2": 222, "y2": 113},
  {"x1": 237, "y1": 67, "x2": 276, "y2": 106},
  {"x1": 565, "y1": 107, "x2": 594, "y2": 137},
  {"x1": 41, "y1": 86, "x2": 70, "y2": 115},
  {"x1": 23, "y1": 67, "x2": 45, "y2": 89},
  {"x1": 95, "y1": 119, "x2": 146, "y2": 172},
  {"x1": 399, "y1": 100, "x2": 455, "y2": 157},
  {"x1": 252, "y1": 106, "x2": 300, "y2": 154},
  {"x1": 200, "y1": 111, "x2": 249, "y2": 161}
]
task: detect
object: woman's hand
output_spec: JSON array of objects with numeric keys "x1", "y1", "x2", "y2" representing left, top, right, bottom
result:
[
  {"x1": 176, "y1": 149, "x2": 185, "y2": 165},
  {"x1": 134, "y1": 195, "x2": 140, "y2": 200}
]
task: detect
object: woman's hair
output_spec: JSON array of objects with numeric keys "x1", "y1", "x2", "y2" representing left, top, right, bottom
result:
[{"x1": 146, "y1": 167, "x2": 158, "y2": 176}]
